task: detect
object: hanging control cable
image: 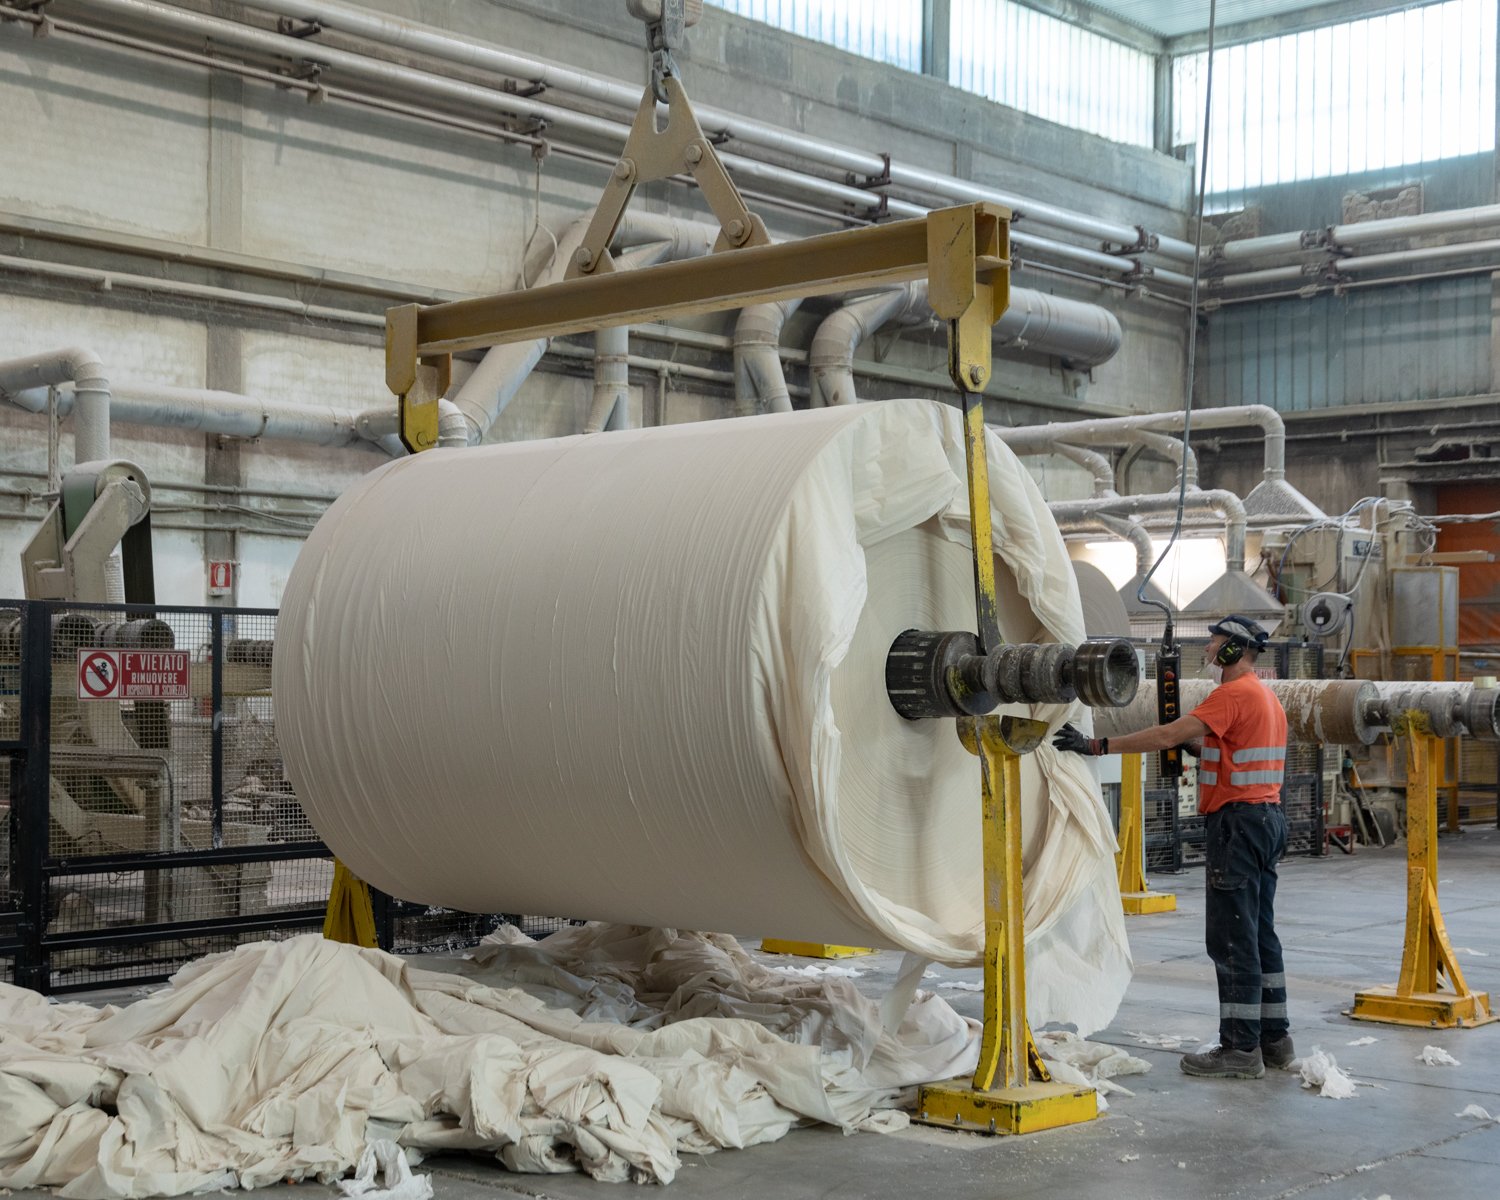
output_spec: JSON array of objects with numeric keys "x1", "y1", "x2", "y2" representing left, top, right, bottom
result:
[{"x1": 1138, "y1": 0, "x2": 1217, "y2": 778}]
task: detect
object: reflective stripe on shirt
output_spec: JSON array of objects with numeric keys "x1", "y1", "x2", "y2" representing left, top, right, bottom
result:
[
  {"x1": 1200, "y1": 746, "x2": 1221, "y2": 762},
  {"x1": 1230, "y1": 769, "x2": 1285, "y2": 785},
  {"x1": 1200, "y1": 770, "x2": 1218, "y2": 785},
  {"x1": 1232, "y1": 746, "x2": 1285, "y2": 764}
]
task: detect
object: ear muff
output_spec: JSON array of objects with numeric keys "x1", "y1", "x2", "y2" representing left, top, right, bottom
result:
[{"x1": 1215, "y1": 639, "x2": 1245, "y2": 667}]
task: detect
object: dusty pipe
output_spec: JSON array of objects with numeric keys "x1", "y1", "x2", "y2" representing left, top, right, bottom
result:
[
  {"x1": 0, "y1": 347, "x2": 110, "y2": 462},
  {"x1": 4, "y1": 382, "x2": 465, "y2": 453},
  {"x1": 1214, "y1": 203, "x2": 1500, "y2": 270},
  {"x1": 1055, "y1": 513, "x2": 1155, "y2": 576},
  {"x1": 228, "y1": 0, "x2": 1187, "y2": 260},
  {"x1": 1330, "y1": 238, "x2": 1500, "y2": 275},
  {"x1": 586, "y1": 325, "x2": 630, "y2": 433},
  {"x1": 1048, "y1": 489, "x2": 1248, "y2": 570},
  {"x1": 734, "y1": 299, "x2": 802, "y2": 416},
  {"x1": 809, "y1": 285, "x2": 927, "y2": 407},
  {"x1": 453, "y1": 215, "x2": 715, "y2": 441},
  {"x1": 1053, "y1": 445, "x2": 1117, "y2": 498},
  {"x1": 1007, "y1": 406, "x2": 1285, "y2": 484},
  {"x1": 1000, "y1": 424, "x2": 1197, "y2": 489},
  {"x1": 583, "y1": 241, "x2": 674, "y2": 434},
  {"x1": 811, "y1": 280, "x2": 1124, "y2": 406},
  {"x1": 1096, "y1": 678, "x2": 1383, "y2": 746}
]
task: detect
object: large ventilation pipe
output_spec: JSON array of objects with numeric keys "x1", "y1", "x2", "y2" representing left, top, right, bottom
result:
[
  {"x1": 734, "y1": 298, "x2": 802, "y2": 415},
  {"x1": 1048, "y1": 489, "x2": 1250, "y2": 580},
  {"x1": 1053, "y1": 512, "x2": 1173, "y2": 615},
  {"x1": 809, "y1": 284, "x2": 929, "y2": 407},
  {"x1": 806, "y1": 282, "x2": 1123, "y2": 407},
  {"x1": 1006, "y1": 406, "x2": 1319, "y2": 520},
  {"x1": 999, "y1": 424, "x2": 1197, "y2": 490},
  {"x1": 1012, "y1": 442, "x2": 1116, "y2": 498},
  {"x1": 453, "y1": 213, "x2": 717, "y2": 442},
  {"x1": 3, "y1": 383, "x2": 469, "y2": 453},
  {"x1": 583, "y1": 240, "x2": 679, "y2": 434},
  {"x1": 0, "y1": 348, "x2": 110, "y2": 462}
]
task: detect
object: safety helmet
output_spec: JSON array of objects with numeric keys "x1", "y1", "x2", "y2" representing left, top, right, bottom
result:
[{"x1": 1207, "y1": 614, "x2": 1269, "y2": 666}]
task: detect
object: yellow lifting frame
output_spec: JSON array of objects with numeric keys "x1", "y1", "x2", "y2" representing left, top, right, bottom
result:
[
  {"x1": 1350, "y1": 714, "x2": 1496, "y2": 1029},
  {"x1": 1117, "y1": 753, "x2": 1176, "y2": 915},
  {"x1": 382, "y1": 88, "x2": 1091, "y2": 1131}
]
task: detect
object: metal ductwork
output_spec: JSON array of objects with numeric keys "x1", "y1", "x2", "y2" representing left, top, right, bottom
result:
[{"x1": 0, "y1": 348, "x2": 110, "y2": 462}]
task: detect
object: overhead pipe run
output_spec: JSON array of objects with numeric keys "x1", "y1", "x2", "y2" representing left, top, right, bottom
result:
[
  {"x1": 806, "y1": 280, "x2": 1124, "y2": 408},
  {"x1": 999, "y1": 423, "x2": 1197, "y2": 490},
  {"x1": 4, "y1": 381, "x2": 469, "y2": 454},
  {"x1": 1048, "y1": 489, "x2": 1249, "y2": 578},
  {"x1": 733, "y1": 299, "x2": 802, "y2": 415},
  {"x1": 225, "y1": 0, "x2": 1194, "y2": 263},
  {"x1": 1216, "y1": 202, "x2": 1500, "y2": 265},
  {"x1": 0, "y1": 348, "x2": 110, "y2": 462},
  {"x1": 1052, "y1": 512, "x2": 1173, "y2": 614},
  {"x1": 454, "y1": 214, "x2": 716, "y2": 442}
]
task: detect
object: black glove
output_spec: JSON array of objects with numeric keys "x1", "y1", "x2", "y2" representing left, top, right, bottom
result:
[{"x1": 1052, "y1": 723, "x2": 1107, "y2": 756}]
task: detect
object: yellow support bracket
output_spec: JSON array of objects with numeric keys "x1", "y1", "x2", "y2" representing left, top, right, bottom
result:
[
  {"x1": 759, "y1": 940, "x2": 876, "y2": 960},
  {"x1": 323, "y1": 858, "x2": 378, "y2": 949},
  {"x1": 917, "y1": 721, "x2": 1098, "y2": 1134},
  {"x1": 1118, "y1": 753, "x2": 1176, "y2": 915},
  {"x1": 1350, "y1": 717, "x2": 1496, "y2": 1029}
]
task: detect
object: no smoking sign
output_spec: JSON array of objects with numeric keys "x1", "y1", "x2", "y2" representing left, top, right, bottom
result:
[{"x1": 77, "y1": 648, "x2": 191, "y2": 701}]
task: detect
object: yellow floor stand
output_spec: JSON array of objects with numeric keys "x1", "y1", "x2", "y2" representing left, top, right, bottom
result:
[
  {"x1": 323, "y1": 858, "x2": 379, "y2": 948},
  {"x1": 759, "y1": 940, "x2": 876, "y2": 959},
  {"x1": 915, "y1": 718, "x2": 1098, "y2": 1135},
  {"x1": 1350, "y1": 721, "x2": 1496, "y2": 1029},
  {"x1": 1117, "y1": 754, "x2": 1176, "y2": 915}
]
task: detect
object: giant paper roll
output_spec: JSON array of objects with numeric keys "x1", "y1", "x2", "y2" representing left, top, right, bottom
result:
[{"x1": 276, "y1": 399, "x2": 1129, "y2": 1030}]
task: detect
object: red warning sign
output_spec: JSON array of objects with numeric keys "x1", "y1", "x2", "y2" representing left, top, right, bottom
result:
[{"x1": 77, "y1": 649, "x2": 191, "y2": 701}]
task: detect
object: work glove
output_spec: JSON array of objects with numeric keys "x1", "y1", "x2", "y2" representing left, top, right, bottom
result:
[{"x1": 1052, "y1": 722, "x2": 1107, "y2": 756}]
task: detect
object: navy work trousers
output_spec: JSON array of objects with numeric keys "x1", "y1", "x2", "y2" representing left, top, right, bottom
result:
[{"x1": 1204, "y1": 801, "x2": 1289, "y2": 1052}]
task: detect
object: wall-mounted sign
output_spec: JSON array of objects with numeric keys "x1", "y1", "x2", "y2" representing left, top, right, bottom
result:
[{"x1": 77, "y1": 649, "x2": 191, "y2": 701}]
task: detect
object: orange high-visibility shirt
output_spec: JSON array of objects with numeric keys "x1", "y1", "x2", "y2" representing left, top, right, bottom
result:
[{"x1": 1189, "y1": 673, "x2": 1289, "y2": 814}]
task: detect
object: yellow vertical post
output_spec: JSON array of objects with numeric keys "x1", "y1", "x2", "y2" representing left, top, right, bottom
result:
[
  {"x1": 323, "y1": 858, "x2": 379, "y2": 948},
  {"x1": 1118, "y1": 753, "x2": 1176, "y2": 915},
  {"x1": 1350, "y1": 718, "x2": 1495, "y2": 1028}
]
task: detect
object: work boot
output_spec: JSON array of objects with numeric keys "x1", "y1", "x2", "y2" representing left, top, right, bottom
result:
[
  {"x1": 1180, "y1": 1045, "x2": 1265, "y2": 1079},
  {"x1": 1261, "y1": 1034, "x2": 1295, "y2": 1070}
]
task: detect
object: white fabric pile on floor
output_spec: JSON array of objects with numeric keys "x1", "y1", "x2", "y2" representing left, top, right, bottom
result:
[{"x1": 0, "y1": 928, "x2": 985, "y2": 1196}]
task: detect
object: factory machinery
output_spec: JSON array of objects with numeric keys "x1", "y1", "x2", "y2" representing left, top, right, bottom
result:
[{"x1": 0, "y1": 0, "x2": 1493, "y2": 1117}]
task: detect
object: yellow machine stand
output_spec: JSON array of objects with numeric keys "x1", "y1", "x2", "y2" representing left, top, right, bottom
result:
[
  {"x1": 1117, "y1": 754, "x2": 1176, "y2": 915},
  {"x1": 323, "y1": 858, "x2": 379, "y2": 948},
  {"x1": 916, "y1": 718, "x2": 1097, "y2": 1135},
  {"x1": 759, "y1": 940, "x2": 875, "y2": 959},
  {"x1": 1350, "y1": 717, "x2": 1496, "y2": 1029}
]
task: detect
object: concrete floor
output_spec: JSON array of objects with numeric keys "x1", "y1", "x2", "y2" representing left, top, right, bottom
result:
[{"x1": 24, "y1": 827, "x2": 1500, "y2": 1199}]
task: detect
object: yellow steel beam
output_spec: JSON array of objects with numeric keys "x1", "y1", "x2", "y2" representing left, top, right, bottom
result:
[{"x1": 385, "y1": 205, "x2": 1009, "y2": 372}]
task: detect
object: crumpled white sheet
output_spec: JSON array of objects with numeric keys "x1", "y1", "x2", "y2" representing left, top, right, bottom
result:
[
  {"x1": 1033, "y1": 1031, "x2": 1151, "y2": 1111},
  {"x1": 1294, "y1": 1047, "x2": 1358, "y2": 1099},
  {"x1": 1417, "y1": 1045, "x2": 1460, "y2": 1066},
  {"x1": 0, "y1": 927, "x2": 988, "y2": 1197}
]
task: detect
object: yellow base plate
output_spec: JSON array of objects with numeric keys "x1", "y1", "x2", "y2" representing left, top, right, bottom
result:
[
  {"x1": 1122, "y1": 891, "x2": 1177, "y2": 915},
  {"x1": 914, "y1": 1078, "x2": 1098, "y2": 1135},
  {"x1": 759, "y1": 939, "x2": 876, "y2": 959},
  {"x1": 1349, "y1": 985, "x2": 1498, "y2": 1028}
]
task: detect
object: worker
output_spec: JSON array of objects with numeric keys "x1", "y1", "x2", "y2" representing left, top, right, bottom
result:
[{"x1": 1052, "y1": 615, "x2": 1291, "y2": 1080}]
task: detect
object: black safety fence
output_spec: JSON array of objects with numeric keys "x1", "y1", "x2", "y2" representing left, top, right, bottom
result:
[
  {"x1": 1132, "y1": 638, "x2": 1326, "y2": 873},
  {"x1": 1, "y1": 599, "x2": 567, "y2": 994}
]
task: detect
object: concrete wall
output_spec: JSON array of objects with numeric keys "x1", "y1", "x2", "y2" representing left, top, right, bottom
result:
[{"x1": 0, "y1": 0, "x2": 1200, "y2": 606}]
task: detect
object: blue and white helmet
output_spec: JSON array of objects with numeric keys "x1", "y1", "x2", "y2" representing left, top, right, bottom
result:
[{"x1": 1207, "y1": 613, "x2": 1270, "y2": 653}]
